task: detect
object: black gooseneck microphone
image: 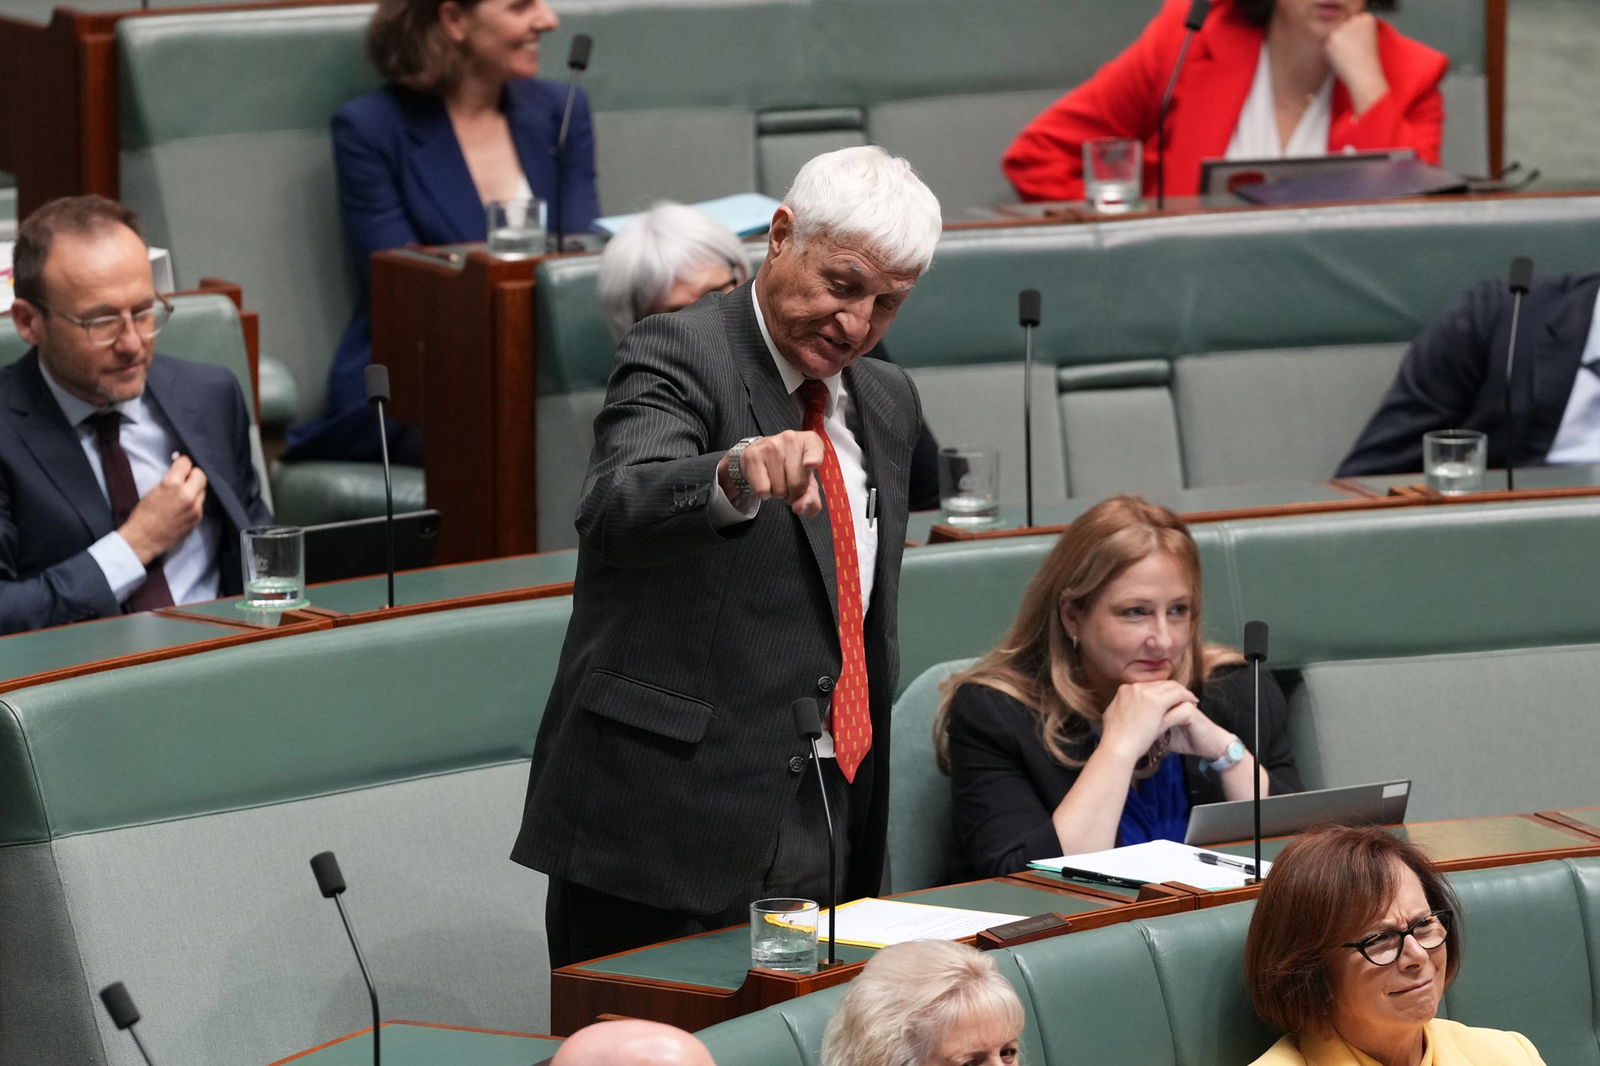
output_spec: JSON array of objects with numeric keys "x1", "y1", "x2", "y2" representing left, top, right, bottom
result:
[
  {"x1": 1241, "y1": 621, "x2": 1268, "y2": 884},
  {"x1": 1504, "y1": 256, "x2": 1534, "y2": 492},
  {"x1": 1018, "y1": 289, "x2": 1042, "y2": 529},
  {"x1": 363, "y1": 365, "x2": 396, "y2": 610},
  {"x1": 791, "y1": 697, "x2": 840, "y2": 967},
  {"x1": 312, "y1": 851, "x2": 382, "y2": 1066},
  {"x1": 100, "y1": 982, "x2": 160, "y2": 1066},
  {"x1": 1155, "y1": 0, "x2": 1211, "y2": 210},
  {"x1": 550, "y1": 33, "x2": 594, "y2": 253}
]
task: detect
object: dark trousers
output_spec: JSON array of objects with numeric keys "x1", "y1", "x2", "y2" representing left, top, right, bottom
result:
[{"x1": 545, "y1": 754, "x2": 852, "y2": 969}]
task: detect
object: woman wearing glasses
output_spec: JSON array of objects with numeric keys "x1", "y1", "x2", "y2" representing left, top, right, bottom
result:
[{"x1": 1244, "y1": 824, "x2": 1546, "y2": 1065}]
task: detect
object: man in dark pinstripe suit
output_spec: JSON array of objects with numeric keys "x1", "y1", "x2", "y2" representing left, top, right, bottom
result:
[{"x1": 512, "y1": 147, "x2": 944, "y2": 967}]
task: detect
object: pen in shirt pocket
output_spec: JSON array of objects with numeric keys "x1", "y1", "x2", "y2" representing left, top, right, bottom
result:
[{"x1": 866, "y1": 486, "x2": 877, "y2": 528}]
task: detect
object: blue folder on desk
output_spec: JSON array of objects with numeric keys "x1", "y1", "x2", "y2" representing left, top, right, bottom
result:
[{"x1": 1233, "y1": 160, "x2": 1468, "y2": 205}]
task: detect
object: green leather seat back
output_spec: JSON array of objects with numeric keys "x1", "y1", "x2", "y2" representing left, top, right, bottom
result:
[
  {"x1": 886, "y1": 658, "x2": 975, "y2": 893},
  {"x1": 0, "y1": 596, "x2": 571, "y2": 1066},
  {"x1": 698, "y1": 983, "x2": 847, "y2": 1066},
  {"x1": 116, "y1": 4, "x2": 380, "y2": 420},
  {"x1": 1441, "y1": 860, "x2": 1600, "y2": 1066}
]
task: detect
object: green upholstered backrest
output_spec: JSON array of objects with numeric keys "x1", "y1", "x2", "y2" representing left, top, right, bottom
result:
[
  {"x1": 116, "y1": 4, "x2": 380, "y2": 420},
  {"x1": 1442, "y1": 858, "x2": 1600, "y2": 1066},
  {"x1": 0, "y1": 596, "x2": 571, "y2": 1065},
  {"x1": 886, "y1": 658, "x2": 975, "y2": 893}
]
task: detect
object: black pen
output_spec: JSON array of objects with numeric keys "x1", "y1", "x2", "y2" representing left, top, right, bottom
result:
[
  {"x1": 1198, "y1": 852, "x2": 1258, "y2": 876},
  {"x1": 1055, "y1": 866, "x2": 1149, "y2": 890}
]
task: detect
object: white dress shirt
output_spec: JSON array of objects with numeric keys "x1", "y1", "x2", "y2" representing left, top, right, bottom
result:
[
  {"x1": 39, "y1": 364, "x2": 223, "y2": 606},
  {"x1": 1544, "y1": 287, "x2": 1600, "y2": 464},
  {"x1": 1225, "y1": 43, "x2": 1334, "y2": 160}
]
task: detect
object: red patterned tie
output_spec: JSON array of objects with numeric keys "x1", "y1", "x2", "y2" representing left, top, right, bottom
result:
[
  {"x1": 87, "y1": 411, "x2": 175, "y2": 612},
  {"x1": 798, "y1": 379, "x2": 871, "y2": 782}
]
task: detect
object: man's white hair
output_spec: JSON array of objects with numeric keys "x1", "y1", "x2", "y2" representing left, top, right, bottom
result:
[{"x1": 783, "y1": 145, "x2": 942, "y2": 275}]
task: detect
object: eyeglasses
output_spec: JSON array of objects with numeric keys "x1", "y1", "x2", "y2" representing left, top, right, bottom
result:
[
  {"x1": 1343, "y1": 909, "x2": 1450, "y2": 966},
  {"x1": 38, "y1": 296, "x2": 172, "y2": 348}
]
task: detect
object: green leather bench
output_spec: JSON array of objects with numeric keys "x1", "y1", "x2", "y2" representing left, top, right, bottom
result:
[
  {"x1": 889, "y1": 497, "x2": 1600, "y2": 889},
  {"x1": 0, "y1": 597, "x2": 570, "y2": 1065},
  {"x1": 698, "y1": 857, "x2": 1600, "y2": 1066},
  {"x1": 532, "y1": 193, "x2": 1600, "y2": 548}
]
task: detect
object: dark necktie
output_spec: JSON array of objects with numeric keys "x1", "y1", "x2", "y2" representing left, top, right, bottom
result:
[
  {"x1": 798, "y1": 379, "x2": 870, "y2": 782},
  {"x1": 86, "y1": 411, "x2": 175, "y2": 612}
]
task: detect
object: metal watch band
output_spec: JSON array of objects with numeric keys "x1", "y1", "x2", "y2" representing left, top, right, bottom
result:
[
  {"x1": 727, "y1": 436, "x2": 762, "y2": 496},
  {"x1": 1207, "y1": 735, "x2": 1247, "y2": 774}
]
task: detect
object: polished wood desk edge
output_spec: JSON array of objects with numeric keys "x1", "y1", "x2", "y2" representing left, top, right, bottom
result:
[
  {"x1": 925, "y1": 482, "x2": 1600, "y2": 543},
  {"x1": 0, "y1": 612, "x2": 329, "y2": 696},
  {"x1": 267, "y1": 1019, "x2": 557, "y2": 1065},
  {"x1": 1537, "y1": 810, "x2": 1600, "y2": 839}
]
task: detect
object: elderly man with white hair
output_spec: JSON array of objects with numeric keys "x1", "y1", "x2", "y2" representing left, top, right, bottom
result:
[{"x1": 513, "y1": 145, "x2": 943, "y2": 966}]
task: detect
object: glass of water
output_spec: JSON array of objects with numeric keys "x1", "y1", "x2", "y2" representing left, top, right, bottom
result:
[
  {"x1": 239, "y1": 526, "x2": 308, "y2": 609},
  {"x1": 938, "y1": 446, "x2": 1001, "y2": 526},
  {"x1": 1083, "y1": 138, "x2": 1143, "y2": 214},
  {"x1": 486, "y1": 197, "x2": 546, "y2": 260},
  {"x1": 1423, "y1": 429, "x2": 1487, "y2": 495},
  {"x1": 749, "y1": 898, "x2": 819, "y2": 974}
]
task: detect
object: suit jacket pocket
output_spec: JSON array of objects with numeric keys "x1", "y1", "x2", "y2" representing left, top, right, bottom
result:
[{"x1": 577, "y1": 669, "x2": 714, "y2": 744}]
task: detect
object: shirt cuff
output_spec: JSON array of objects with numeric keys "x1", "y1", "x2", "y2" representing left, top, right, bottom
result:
[
  {"x1": 88, "y1": 532, "x2": 148, "y2": 604},
  {"x1": 707, "y1": 481, "x2": 760, "y2": 529}
]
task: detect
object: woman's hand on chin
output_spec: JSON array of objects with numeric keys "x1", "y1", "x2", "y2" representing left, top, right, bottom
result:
[
  {"x1": 1324, "y1": 11, "x2": 1390, "y2": 114},
  {"x1": 1099, "y1": 680, "x2": 1200, "y2": 762}
]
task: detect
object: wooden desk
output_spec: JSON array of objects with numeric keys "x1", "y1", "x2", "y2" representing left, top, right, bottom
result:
[
  {"x1": 552, "y1": 811, "x2": 1600, "y2": 1034},
  {"x1": 267, "y1": 1020, "x2": 561, "y2": 1066},
  {"x1": 369, "y1": 247, "x2": 543, "y2": 563},
  {"x1": 0, "y1": 551, "x2": 578, "y2": 690},
  {"x1": 550, "y1": 875, "x2": 1189, "y2": 1035}
]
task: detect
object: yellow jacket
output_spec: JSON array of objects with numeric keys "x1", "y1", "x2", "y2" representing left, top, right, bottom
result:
[{"x1": 1248, "y1": 1019, "x2": 1547, "y2": 1065}]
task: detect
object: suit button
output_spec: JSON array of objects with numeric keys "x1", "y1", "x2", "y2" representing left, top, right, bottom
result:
[
  {"x1": 788, "y1": 756, "x2": 807, "y2": 775},
  {"x1": 816, "y1": 676, "x2": 835, "y2": 693}
]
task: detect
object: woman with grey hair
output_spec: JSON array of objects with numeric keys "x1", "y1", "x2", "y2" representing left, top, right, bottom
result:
[
  {"x1": 821, "y1": 940, "x2": 1024, "y2": 1066},
  {"x1": 598, "y1": 203, "x2": 750, "y2": 339}
]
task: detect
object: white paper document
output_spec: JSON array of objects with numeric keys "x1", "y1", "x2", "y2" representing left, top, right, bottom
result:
[
  {"x1": 594, "y1": 193, "x2": 783, "y2": 238},
  {"x1": 816, "y1": 898, "x2": 1027, "y2": 949},
  {"x1": 1030, "y1": 839, "x2": 1272, "y2": 891}
]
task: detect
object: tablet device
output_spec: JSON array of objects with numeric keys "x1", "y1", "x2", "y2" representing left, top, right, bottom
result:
[
  {"x1": 302, "y1": 509, "x2": 443, "y2": 584},
  {"x1": 1232, "y1": 159, "x2": 1467, "y2": 205},
  {"x1": 1184, "y1": 778, "x2": 1411, "y2": 847},
  {"x1": 1199, "y1": 149, "x2": 1414, "y2": 198}
]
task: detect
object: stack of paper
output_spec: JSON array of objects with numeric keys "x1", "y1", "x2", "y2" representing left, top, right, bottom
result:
[
  {"x1": 1029, "y1": 839, "x2": 1271, "y2": 891},
  {"x1": 816, "y1": 898, "x2": 1026, "y2": 949}
]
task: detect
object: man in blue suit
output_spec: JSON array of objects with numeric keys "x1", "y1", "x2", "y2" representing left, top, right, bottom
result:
[{"x1": 0, "y1": 195, "x2": 272, "y2": 634}]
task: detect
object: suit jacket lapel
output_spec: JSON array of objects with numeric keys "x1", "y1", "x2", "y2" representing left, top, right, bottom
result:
[
  {"x1": 1171, "y1": 13, "x2": 1258, "y2": 181},
  {"x1": 1527, "y1": 275, "x2": 1600, "y2": 455},
  {"x1": 9, "y1": 353, "x2": 112, "y2": 539},
  {"x1": 144, "y1": 358, "x2": 251, "y2": 535},
  {"x1": 404, "y1": 90, "x2": 487, "y2": 242},
  {"x1": 723, "y1": 286, "x2": 840, "y2": 616},
  {"x1": 506, "y1": 83, "x2": 560, "y2": 205}
]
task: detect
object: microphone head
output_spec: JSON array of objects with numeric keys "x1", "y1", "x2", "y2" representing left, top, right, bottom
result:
[
  {"x1": 567, "y1": 33, "x2": 593, "y2": 71},
  {"x1": 99, "y1": 982, "x2": 141, "y2": 1030},
  {"x1": 364, "y1": 364, "x2": 391, "y2": 405},
  {"x1": 791, "y1": 697, "x2": 823, "y2": 741},
  {"x1": 310, "y1": 851, "x2": 347, "y2": 898},
  {"x1": 1242, "y1": 621, "x2": 1269, "y2": 663},
  {"x1": 1185, "y1": 0, "x2": 1210, "y2": 31},
  {"x1": 1018, "y1": 289, "x2": 1042, "y2": 328},
  {"x1": 1508, "y1": 256, "x2": 1534, "y2": 295}
]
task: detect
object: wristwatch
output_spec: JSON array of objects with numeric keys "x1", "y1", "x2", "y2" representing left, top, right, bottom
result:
[
  {"x1": 1207, "y1": 735, "x2": 1247, "y2": 773},
  {"x1": 727, "y1": 436, "x2": 762, "y2": 497}
]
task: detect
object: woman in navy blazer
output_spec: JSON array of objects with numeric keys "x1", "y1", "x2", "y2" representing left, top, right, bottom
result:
[{"x1": 288, "y1": 0, "x2": 600, "y2": 464}]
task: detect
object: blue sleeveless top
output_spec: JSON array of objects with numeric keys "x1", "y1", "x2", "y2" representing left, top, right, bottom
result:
[{"x1": 1116, "y1": 752, "x2": 1190, "y2": 845}]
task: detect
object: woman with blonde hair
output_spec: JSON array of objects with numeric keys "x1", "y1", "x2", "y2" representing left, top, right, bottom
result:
[
  {"x1": 820, "y1": 939, "x2": 1024, "y2": 1066},
  {"x1": 936, "y1": 495, "x2": 1300, "y2": 876}
]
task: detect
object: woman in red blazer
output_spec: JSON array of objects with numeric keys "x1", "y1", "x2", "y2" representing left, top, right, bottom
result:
[{"x1": 1002, "y1": 0, "x2": 1447, "y2": 202}]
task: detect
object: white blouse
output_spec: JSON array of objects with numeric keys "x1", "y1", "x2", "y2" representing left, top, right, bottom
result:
[{"x1": 1225, "y1": 42, "x2": 1334, "y2": 159}]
